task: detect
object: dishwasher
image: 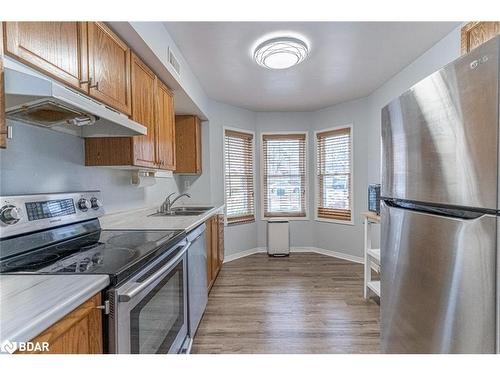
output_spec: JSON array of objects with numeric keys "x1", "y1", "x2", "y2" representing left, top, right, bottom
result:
[{"x1": 182, "y1": 223, "x2": 208, "y2": 353}]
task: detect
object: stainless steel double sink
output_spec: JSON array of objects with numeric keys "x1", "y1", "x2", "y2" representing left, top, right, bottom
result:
[{"x1": 149, "y1": 206, "x2": 213, "y2": 217}]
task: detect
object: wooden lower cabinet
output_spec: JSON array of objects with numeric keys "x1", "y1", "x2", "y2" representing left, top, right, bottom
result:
[
  {"x1": 461, "y1": 22, "x2": 500, "y2": 55},
  {"x1": 217, "y1": 214, "x2": 225, "y2": 270},
  {"x1": 206, "y1": 214, "x2": 225, "y2": 291},
  {"x1": 17, "y1": 293, "x2": 103, "y2": 354}
]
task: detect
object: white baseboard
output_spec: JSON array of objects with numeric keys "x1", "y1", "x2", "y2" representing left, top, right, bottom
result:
[
  {"x1": 308, "y1": 247, "x2": 364, "y2": 264},
  {"x1": 224, "y1": 246, "x2": 366, "y2": 265},
  {"x1": 223, "y1": 247, "x2": 266, "y2": 263}
]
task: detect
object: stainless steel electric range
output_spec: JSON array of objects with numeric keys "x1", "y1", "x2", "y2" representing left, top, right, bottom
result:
[{"x1": 0, "y1": 191, "x2": 191, "y2": 354}]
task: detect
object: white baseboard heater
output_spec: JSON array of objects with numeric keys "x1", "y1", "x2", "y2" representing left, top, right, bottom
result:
[{"x1": 267, "y1": 220, "x2": 290, "y2": 256}]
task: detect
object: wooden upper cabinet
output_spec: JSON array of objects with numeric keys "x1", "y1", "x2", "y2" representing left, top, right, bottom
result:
[
  {"x1": 1, "y1": 22, "x2": 6, "y2": 149},
  {"x1": 175, "y1": 115, "x2": 202, "y2": 174},
  {"x1": 4, "y1": 22, "x2": 132, "y2": 116},
  {"x1": 461, "y1": 22, "x2": 500, "y2": 55},
  {"x1": 131, "y1": 53, "x2": 157, "y2": 168},
  {"x1": 3, "y1": 22, "x2": 88, "y2": 92},
  {"x1": 85, "y1": 54, "x2": 176, "y2": 171},
  {"x1": 87, "y1": 22, "x2": 131, "y2": 115},
  {"x1": 156, "y1": 81, "x2": 176, "y2": 170}
]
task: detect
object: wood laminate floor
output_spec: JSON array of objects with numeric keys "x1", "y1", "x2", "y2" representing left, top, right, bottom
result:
[{"x1": 192, "y1": 253, "x2": 380, "y2": 354}]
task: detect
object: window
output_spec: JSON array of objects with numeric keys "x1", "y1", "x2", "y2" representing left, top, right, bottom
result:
[
  {"x1": 316, "y1": 126, "x2": 352, "y2": 222},
  {"x1": 262, "y1": 133, "x2": 307, "y2": 218},
  {"x1": 224, "y1": 129, "x2": 255, "y2": 224}
]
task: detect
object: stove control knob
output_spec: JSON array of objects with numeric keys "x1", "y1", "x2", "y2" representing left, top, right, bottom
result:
[
  {"x1": 0, "y1": 205, "x2": 22, "y2": 225},
  {"x1": 77, "y1": 198, "x2": 91, "y2": 211},
  {"x1": 92, "y1": 253, "x2": 103, "y2": 265},
  {"x1": 90, "y1": 197, "x2": 102, "y2": 210}
]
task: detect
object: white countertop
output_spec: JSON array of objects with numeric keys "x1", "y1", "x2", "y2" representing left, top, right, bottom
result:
[
  {"x1": 0, "y1": 274, "x2": 109, "y2": 348},
  {"x1": 0, "y1": 205, "x2": 223, "y2": 350},
  {"x1": 100, "y1": 204, "x2": 225, "y2": 232}
]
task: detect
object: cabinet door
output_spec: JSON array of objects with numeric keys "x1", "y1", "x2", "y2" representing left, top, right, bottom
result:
[
  {"x1": 194, "y1": 118, "x2": 202, "y2": 173},
  {"x1": 130, "y1": 53, "x2": 157, "y2": 168},
  {"x1": 1, "y1": 22, "x2": 6, "y2": 149},
  {"x1": 210, "y1": 216, "x2": 219, "y2": 280},
  {"x1": 175, "y1": 115, "x2": 202, "y2": 174},
  {"x1": 156, "y1": 81, "x2": 176, "y2": 170},
  {"x1": 17, "y1": 294, "x2": 103, "y2": 354},
  {"x1": 461, "y1": 22, "x2": 500, "y2": 55},
  {"x1": 3, "y1": 22, "x2": 88, "y2": 91},
  {"x1": 217, "y1": 214, "x2": 225, "y2": 266},
  {"x1": 87, "y1": 22, "x2": 131, "y2": 115},
  {"x1": 206, "y1": 217, "x2": 213, "y2": 288}
]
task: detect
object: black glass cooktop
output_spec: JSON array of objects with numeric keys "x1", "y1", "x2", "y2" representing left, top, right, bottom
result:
[{"x1": 0, "y1": 224, "x2": 185, "y2": 285}]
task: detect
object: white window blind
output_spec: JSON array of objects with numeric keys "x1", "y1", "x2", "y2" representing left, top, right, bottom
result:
[
  {"x1": 224, "y1": 129, "x2": 255, "y2": 224},
  {"x1": 316, "y1": 127, "x2": 352, "y2": 221},
  {"x1": 262, "y1": 134, "x2": 307, "y2": 217}
]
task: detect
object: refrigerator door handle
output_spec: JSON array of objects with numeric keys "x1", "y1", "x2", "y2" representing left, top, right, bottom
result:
[{"x1": 383, "y1": 198, "x2": 495, "y2": 220}]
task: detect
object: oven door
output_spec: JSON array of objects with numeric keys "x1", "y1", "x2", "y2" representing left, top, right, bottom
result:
[{"x1": 110, "y1": 240, "x2": 190, "y2": 354}]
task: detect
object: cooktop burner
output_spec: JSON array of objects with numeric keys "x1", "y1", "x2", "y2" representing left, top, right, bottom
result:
[
  {"x1": 0, "y1": 225, "x2": 185, "y2": 285},
  {"x1": 0, "y1": 192, "x2": 187, "y2": 286},
  {"x1": 5, "y1": 252, "x2": 61, "y2": 270}
]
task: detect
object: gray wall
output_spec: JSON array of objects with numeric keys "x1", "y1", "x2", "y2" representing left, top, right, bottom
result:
[
  {"x1": 0, "y1": 121, "x2": 180, "y2": 213},
  {"x1": 311, "y1": 97, "x2": 370, "y2": 256},
  {"x1": 1, "y1": 24, "x2": 464, "y2": 261},
  {"x1": 212, "y1": 24, "x2": 464, "y2": 258},
  {"x1": 254, "y1": 112, "x2": 315, "y2": 249},
  {"x1": 207, "y1": 100, "x2": 259, "y2": 254},
  {"x1": 208, "y1": 105, "x2": 371, "y2": 257},
  {"x1": 366, "y1": 25, "x2": 462, "y2": 183}
]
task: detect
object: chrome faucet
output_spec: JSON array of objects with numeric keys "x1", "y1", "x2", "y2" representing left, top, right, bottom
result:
[{"x1": 160, "y1": 193, "x2": 191, "y2": 213}]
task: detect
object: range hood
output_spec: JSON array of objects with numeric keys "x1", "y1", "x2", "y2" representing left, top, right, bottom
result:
[{"x1": 3, "y1": 61, "x2": 147, "y2": 138}]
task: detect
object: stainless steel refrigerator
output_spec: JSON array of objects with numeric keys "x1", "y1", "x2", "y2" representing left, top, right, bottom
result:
[{"x1": 381, "y1": 36, "x2": 499, "y2": 354}]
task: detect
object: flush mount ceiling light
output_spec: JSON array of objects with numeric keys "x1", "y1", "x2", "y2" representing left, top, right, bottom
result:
[{"x1": 254, "y1": 37, "x2": 309, "y2": 70}]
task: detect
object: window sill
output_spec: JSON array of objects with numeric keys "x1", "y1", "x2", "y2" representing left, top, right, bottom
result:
[
  {"x1": 226, "y1": 219, "x2": 256, "y2": 227},
  {"x1": 261, "y1": 216, "x2": 310, "y2": 222},
  {"x1": 314, "y1": 217, "x2": 355, "y2": 226}
]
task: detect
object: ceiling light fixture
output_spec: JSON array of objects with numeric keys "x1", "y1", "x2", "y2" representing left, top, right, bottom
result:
[{"x1": 254, "y1": 37, "x2": 309, "y2": 70}]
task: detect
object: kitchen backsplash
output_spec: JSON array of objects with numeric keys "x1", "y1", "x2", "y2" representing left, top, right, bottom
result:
[{"x1": 0, "y1": 121, "x2": 181, "y2": 214}]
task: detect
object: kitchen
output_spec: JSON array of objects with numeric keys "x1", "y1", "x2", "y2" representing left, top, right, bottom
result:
[{"x1": 0, "y1": 1, "x2": 499, "y2": 373}]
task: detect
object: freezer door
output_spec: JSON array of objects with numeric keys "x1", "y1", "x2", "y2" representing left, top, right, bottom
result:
[
  {"x1": 381, "y1": 202, "x2": 496, "y2": 353},
  {"x1": 381, "y1": 37, "x2": 499, "y2": 210}
]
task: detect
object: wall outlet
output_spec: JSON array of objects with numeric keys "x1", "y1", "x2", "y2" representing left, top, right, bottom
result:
[{"x1": 184, "y1": 180, "x2": 190, "y2": 190}]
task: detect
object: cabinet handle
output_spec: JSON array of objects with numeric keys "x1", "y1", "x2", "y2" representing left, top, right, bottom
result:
[
  {"x1": 95, "y1": 301, "x2": 110, "y2": 314},
  {"x1": 89, "y1": 81, "x2": 99, "y2": 90}
]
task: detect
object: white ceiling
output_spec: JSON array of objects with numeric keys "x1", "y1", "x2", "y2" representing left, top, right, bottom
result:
[{"x1": 163, "y1": 22, "x2": 460, "y2": 112}]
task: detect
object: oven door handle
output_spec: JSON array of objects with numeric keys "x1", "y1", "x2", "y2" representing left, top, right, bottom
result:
[{"x1": 118, "y1": 241, "x2": 190, "y2": 303}]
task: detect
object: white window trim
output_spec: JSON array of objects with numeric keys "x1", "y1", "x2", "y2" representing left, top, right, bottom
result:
[
  {"x1": 313, "y1": 124, "x2": 355, "y2": 226},
  {"x1": 222, "y1": 126, "x2": 257, "y2": 226},
  {"x1": 259, "y1": 131, "x2": 310, "y2": 221}
]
